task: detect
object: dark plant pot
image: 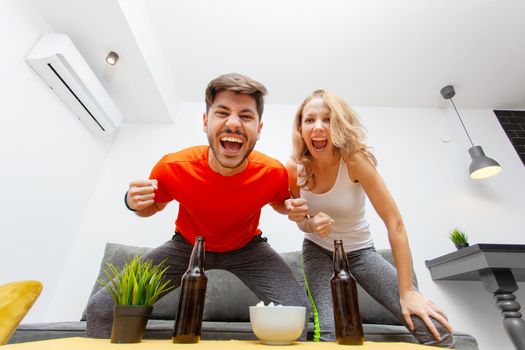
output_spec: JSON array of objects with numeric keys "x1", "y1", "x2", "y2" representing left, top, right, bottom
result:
[
  {"x1": 111, "y1": 305, "x2": 153, "y2": 343},
  {"x1": 455, "y1": 243, "x2": 469, "y2": 250}
]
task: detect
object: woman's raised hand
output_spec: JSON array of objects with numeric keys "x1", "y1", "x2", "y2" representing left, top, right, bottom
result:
[{"x1": 309, "y1": 212, "x2": 334, "y2": 237}]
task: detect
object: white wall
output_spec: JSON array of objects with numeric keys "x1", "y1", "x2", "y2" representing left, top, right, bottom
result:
[
  {"x1": 360, "y1": 106, "x2": 525, "y2": 350},
  {"x1": 3, "y1": 2, "x2": 524, "y2": 349},
  {"x1": 0, "y1": 0, "x2": 113, "y2": 322},
  {"x1": 117, "y1": 0, "x2": 180, "y2": 122},
  {"x1": 51, "y1": 101, "x2": 525, "y2": 349}
]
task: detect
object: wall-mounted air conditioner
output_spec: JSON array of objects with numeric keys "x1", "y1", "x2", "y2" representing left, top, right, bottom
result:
[{"x1": 26, "y1": 33, "x2": 122, "y2": 141}]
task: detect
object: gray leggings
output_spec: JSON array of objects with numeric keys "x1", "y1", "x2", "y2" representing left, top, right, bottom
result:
[
  {"x1": 303, "y1": 239, "x2": 454, "y2": 346},
  {"x1": 86, "y1": 234, "x2": 308, "y2": 338}
]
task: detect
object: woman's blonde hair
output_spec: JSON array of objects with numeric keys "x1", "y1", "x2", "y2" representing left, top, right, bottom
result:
[{"x1": 291, "y1": 89, "x2": 376, "y2": 190}]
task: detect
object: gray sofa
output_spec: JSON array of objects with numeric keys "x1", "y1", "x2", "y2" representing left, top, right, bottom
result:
[{"x1": 10, "y1": 242, "x2": 478, "y2": 348}]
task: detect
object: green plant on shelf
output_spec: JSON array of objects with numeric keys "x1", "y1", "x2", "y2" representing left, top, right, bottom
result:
[
  {"x1": 99, "y1": 256, "x2": 173, "y2": 306},
  {"x1": 449, "y1": 228, "x2": 469, "y2": 249}
]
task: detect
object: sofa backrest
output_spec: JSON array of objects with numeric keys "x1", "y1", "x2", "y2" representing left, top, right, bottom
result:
[{"x1": 83, "y1": 242, "x2": 416, "y2": 326}]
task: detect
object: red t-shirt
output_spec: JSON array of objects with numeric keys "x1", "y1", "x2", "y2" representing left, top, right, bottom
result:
[{"x1": 150, "y1": 146, "x2": 290, "y2": 252}]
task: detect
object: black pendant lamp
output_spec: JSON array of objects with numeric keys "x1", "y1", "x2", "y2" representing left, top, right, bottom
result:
[{"x1": 440, "y1": 85, "x2": 502, "y2": 179}]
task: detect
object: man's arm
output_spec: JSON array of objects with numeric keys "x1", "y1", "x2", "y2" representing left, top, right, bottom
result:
[
  {"x1": 269, "y1": 201, "x2": 287, "y2": 215},
  {"x1": 273, "y1": 159, "x2": 310, "y2": 222},
  {"x1": 270, "y1": 198, "x2": 309, "y2": 222},
  {"x1": 133, "y1": 200, "x2": 168, "y2": 217}
]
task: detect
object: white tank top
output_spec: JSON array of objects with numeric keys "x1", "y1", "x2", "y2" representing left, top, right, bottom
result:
[{"x1": 300, "y1": 160, "x2": 373, "y2": 252}]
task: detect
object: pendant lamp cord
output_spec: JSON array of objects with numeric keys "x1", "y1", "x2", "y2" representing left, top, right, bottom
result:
[{"x1": 450, "y1": 97, "x2": 474, "y2": 147}]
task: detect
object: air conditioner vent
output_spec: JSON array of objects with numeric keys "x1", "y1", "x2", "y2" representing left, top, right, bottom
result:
[{"x1": 26, "y1": 33, "x2": 121, "y2": 140}]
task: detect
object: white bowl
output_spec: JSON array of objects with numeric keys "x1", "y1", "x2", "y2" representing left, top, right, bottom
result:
[{"x1": 249, "y1": 305, "x2": 306, "y2": 345}]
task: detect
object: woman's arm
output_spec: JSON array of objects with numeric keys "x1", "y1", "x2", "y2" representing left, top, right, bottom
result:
[
  {"x1": 347, "y1": 153, "x2": 452, "y2": 339},
  {"x1": 347, "y1": 154, "x2": 413, "y2": 293}
]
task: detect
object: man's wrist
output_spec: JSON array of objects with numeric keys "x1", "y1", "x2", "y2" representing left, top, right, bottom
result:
[
  {"x1": 124, "y1": 191, "x2": 137, "y2": 212},
  {"x1": 300, "y1": 215, "x2": 312, "y2": 230}
]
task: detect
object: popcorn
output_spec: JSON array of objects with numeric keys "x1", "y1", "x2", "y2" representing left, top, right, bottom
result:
[{"x1": 255, "y1": 301, "x2": 282, "y2": 307}]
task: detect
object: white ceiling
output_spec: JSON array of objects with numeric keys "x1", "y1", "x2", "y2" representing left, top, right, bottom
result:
[{"x1": 32, "y1": 0, "x2": 525, "y2": 123}]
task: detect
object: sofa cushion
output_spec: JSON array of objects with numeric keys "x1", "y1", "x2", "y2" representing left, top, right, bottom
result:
[
  {"x1": 82, "y1": 242, "x2": 266, "y2": 322},
  {"x1": 202, "y1": 269, "x2": 259, "y2": 322},
  {"x1": 81, "y1": 242, "x2": 178, "y2": 321},
  {"x1": 83, "y1": 243, "x2": 415, "y2": 326},
  {"x1": 203, "y1": 251, "x2": 308, "y2": 322}
]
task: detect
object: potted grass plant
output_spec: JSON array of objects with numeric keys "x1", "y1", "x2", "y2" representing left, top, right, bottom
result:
[
  {"x1": 449, "y1": 228, "x2": 469, "y2": 250},
  {"x1": 99, "y1": 256, "x2": 173, "y2": 343}
]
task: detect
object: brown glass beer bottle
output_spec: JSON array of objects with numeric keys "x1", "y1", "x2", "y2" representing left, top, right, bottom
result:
[
  {"x1": 172, "y1": 236, "x2": 207, "y2": 343},
  {"x1": 331, "y1": 239, "x2": 364, "y2": 345}
]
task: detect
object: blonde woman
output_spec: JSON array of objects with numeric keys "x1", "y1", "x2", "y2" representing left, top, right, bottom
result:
[{"x1": 287, "y1": 90, "x2": 453, "y2": 346}]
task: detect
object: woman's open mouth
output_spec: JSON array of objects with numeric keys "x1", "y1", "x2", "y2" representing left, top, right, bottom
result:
[{"x1": 311, "y1": 137, "x2": 328, "y2": 151}]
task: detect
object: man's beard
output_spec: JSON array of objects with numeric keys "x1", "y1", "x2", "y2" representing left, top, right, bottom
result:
[{"x1": 207, "y1": 135, "x2": 256, "y2": 170}]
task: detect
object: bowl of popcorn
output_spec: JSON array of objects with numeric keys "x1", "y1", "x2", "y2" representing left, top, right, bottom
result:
[{"x1": 249, "y1": 301, "x2": 306, "y2": 345}]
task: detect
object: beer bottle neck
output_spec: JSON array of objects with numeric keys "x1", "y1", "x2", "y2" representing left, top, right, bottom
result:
[
  {"x1": 333, "y1": 241, "x2": 350, "y2": 275},
  {"x1": 187, "y1": 237, "x2": 205, "y2": 272}
]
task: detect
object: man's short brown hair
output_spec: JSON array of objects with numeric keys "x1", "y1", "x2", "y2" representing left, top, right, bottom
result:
[{"x1": 205, "y1": 73, "x2": 268, "y2": 119}]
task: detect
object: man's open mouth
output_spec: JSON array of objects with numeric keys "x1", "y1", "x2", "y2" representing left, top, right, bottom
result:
[{"x1": 220, "y1": 136, "x2": 244, "y2": 151}]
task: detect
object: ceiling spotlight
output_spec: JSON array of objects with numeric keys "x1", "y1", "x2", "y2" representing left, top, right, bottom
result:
[{"x1": 105, "y1": 51, "x2": 119, "y2": 65}]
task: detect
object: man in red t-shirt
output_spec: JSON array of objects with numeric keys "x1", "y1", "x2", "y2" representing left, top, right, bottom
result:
[{"x1": 86, "y1": 73, "x2": 309, "y2": 338}]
